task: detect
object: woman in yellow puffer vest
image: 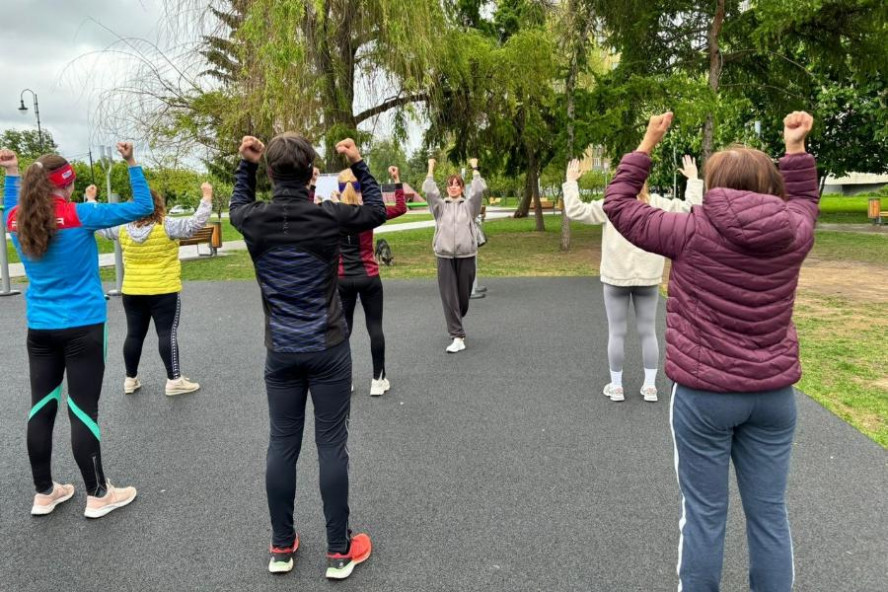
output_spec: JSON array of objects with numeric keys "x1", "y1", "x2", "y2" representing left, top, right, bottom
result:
[{"x1": 98, "y1": 183, "x2": 213, "y2": 396}]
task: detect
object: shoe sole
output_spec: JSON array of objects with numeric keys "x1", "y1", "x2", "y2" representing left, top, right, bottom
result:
[
  {"x1": 268, "y1": 558, "x2": 294, "y2": 574},
  {"x1": 84, "y1": 490, "x2": 137, "y2": 519},
  {"x1": 325, "y1": 547, "x2": 372, "y2": 580},
  {"x1": 31, "y1": 489, "x2": 75, "y2": 516},
  {"x1": 369, "y1": 384, "x2": 390, "y2": 397},
  {"x1": 124, "y1": 383, "x2": 141, "y2": 395},
  {"x1": 643, "y1": 394, "x2": 658, "y2": 402},
  {"x1": 165, "y1": 385, "x2": 200, "y2": 397}
]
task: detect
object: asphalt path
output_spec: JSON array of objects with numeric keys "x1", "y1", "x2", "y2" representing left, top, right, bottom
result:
[{"x1": 0, "y1": 278, "x2": 885, "y2": 591}]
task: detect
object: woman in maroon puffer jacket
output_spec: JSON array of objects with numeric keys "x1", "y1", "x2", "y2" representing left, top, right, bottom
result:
[{"x1": 604, "y1": 111, "x2": 818, "y2": 592}]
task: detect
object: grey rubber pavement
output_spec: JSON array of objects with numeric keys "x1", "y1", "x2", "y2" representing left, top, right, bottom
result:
[{"x1": 0, "y1": 278, "x2": 885, "y2": 591}]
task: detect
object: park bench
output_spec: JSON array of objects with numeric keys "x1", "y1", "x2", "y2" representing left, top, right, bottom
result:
[
  {"x1": 538, "y1": 198, "x2": 555, "y2": 210},
  {"x1": 179, "y1": 225, "x2": 221, "y2": 256}
]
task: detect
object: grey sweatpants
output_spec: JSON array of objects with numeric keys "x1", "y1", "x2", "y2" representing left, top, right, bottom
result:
[
  {"x1": 670, "y1": 384, "x2": 796, "y2": 592},
  {"x1": 602, "y1": 283, "x2": 660, "y2": 371},
  {"x1": 437, "y1": 256, "x2": 476, "y2": 338}
]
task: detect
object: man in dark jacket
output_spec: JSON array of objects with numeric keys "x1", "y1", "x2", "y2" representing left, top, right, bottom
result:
[{"x1": 230, "y1": 134, "x2": 385, "y2": 580}]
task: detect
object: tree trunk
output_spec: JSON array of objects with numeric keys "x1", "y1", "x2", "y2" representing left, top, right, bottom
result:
[
  {"x1": 515, "y1": 173, "x2": 533, "y2": 218},
  {"x1": 532, "y1": 163, "x2": 545, "y2": 231},
  {"x1": 701, "y1": 0, "x2": 726, "y2": 163}
]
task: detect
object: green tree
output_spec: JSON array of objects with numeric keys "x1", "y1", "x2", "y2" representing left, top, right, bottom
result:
[{"x1": 0, "y1": 129, "x2": 59, "y2": 161}]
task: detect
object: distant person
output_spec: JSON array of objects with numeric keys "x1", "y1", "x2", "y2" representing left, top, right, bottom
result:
[
  {"x1": 603, "y1": 111, "x2": 819, "y2": 591},
  {"x1": 563, "y1": 155, "x2": 703, "y2": 402},
  {"x1": 336, "y1": 165, "x2": 407, "y2": 395},
  {"x1": 230, "y1": 134, "x2": 384, "y2": 578},
  {"x1": 2, "y1": 143, "x2": 152, "y2": 519},
  {"x1": 84, "y1": 184, "x2": 98, "y2": 203},
  {"x1": 423, "y1": 157, "x2": 487, "y2": 353},
  {"x1": 97, "y1": 183, "x2": 214, "y2": 396}
]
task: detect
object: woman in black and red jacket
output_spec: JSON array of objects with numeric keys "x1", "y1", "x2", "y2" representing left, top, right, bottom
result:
[{"x1": 337, "y1": 165, "x2": 407, "y2": 396}]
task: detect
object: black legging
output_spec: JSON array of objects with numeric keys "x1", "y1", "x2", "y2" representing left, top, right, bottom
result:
[
  {"x1": 27, "y1": 323, "x2": 107, "y2": 496},
  {"x1": 338, "y1": 275, "x2": 385, "y2": 378},
  {"x1": 122, "y1": 292, "x2": 182, "y2": 380}
]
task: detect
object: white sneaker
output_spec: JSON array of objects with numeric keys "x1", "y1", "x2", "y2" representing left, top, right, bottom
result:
[
  {"x1": 641, "y1": 385, "x2": 658, "y2": 402},
  {"x1": 165, "y1": 376, "x2": 200, "y2": 397},
  {"x1": 370, "y1": 377, "x2": 390, "y2": 397},
  {"x1": 123, "y1": 376, "x2": 141, "y2": 395},
  {"x1": 31, "y1": 482, "x2": 75, "y2": 515},
  {"x1": 84, "y1": 481, "x2": 137, "y2": 518},
  {"x1": 603, "y1": 383, "x2": 625, "y2": 402},
  {"x1": 445, "y1": 337, "x2": 466, "y2": 354}
]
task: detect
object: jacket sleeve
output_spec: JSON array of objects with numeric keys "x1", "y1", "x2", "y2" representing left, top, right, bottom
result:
[
  {"x1": 422, "y1": 176, "x2": 442, "y2": 215},
  {"x1": 466, "y1": 171, "x2": 486, "y2": 218},
  {"x1": 165, "y1": 199, "x2": 213, "y2": 239},
  {"x1": 603, "y1": 152, "x2": 695, "y2": 260},
  {"x1": 562, "y1": 180, "x2": 607, "y2": 224},
  {"x1": 779, "y1": 153, "x2": 820, "y2": 245},
  {"x1": 75, "y1": 166, "x2": 155, "y2": 230},
  {"x1": 95, "y1": 225, "x2": 120, "y2": 241},
  {"x1": 229, "y1": 159, "x2": 258, "y2": 232},
  {"x1": 386, "y1": 184, "x2": 407, "y2": 220},
  {"x1": 328, "y1": 160, "x2": 387, "y2": 232},
  {"x1": 3, "y1": 174, "x2": 20, "y2": 227}
]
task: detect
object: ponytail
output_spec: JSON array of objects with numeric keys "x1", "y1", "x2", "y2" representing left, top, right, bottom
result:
[
  {"x1": 18, "y1": 155, "x2": 70, "y2": 259},
  {"x1": 338, "y1": 169, "x2": 361, "y2": 205}
]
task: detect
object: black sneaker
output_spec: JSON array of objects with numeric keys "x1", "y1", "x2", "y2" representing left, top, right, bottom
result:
[{"x1": 268, "y1": 535, "x2": 299, "y2": 574}]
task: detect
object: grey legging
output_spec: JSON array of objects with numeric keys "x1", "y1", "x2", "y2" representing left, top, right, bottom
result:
[{"x1": 602, "y1": 283, "x2": 660, "y2": 372}]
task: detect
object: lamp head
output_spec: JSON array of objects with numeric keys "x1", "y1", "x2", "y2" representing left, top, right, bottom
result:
[{"x1": 18, "y1": 99, "x2": 27, "y2": 114}]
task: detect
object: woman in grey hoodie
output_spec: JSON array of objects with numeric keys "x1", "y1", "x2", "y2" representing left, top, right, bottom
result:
[{"x1": 423, "y1": 157, "x2": 487, "y2": 353}]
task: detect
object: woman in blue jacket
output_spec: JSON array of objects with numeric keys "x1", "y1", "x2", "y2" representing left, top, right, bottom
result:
[{"x1": 2, "y1": 143, "x2": 153, "y2": 519}]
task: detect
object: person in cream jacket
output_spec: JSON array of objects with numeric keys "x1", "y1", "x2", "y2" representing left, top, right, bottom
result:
[{"x1": 563, "y1": 156, "x2": 702, "y2": 402}]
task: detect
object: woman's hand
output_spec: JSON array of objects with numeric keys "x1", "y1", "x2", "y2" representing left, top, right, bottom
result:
[
  {"x1": 388, "y1": 166, "x2": 400, "y2": 183},
  {"x1": 335, "y1": 138, "x2": 362, "y2": 164},
  {"x1": 0, "y1": 149, "x2": 20, "y2": 175},
  {"x1": 678, "y1": 155, "x2": 698, "y2": 180},
  {"x1": 468, "y1": 158, "x2": 479, "y2": 169},
  {"x1": 84, "y1": 184, "x2": 98, "y2": 202},
  {"x1": 566, "y1": 159, "x2": 585, "y2": 183},
  {"x1": 239, "y1": 136, "x2": 265, "y2": 163},
  {"x1": 636, "y1": 112, "x2": 673, "y2": 154},
  {"x1": 427, "y1": 158, "x2": 436, "y2": 177},
  {"x1": 201, "y1": 182, "x2": 213, "y2": 203},
  {"x1": 117, "y1": 142, "x2": 136, "y2": 165},
  {"x1": 783, "y1": 111, "x2": 813, "y2": 154}
]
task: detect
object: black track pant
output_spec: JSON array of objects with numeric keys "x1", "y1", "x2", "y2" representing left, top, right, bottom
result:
[
  {"x1": 436, "y1": 256, "x2": 476, "y2": 338},
  {"x1": 338, "y1": 275, "x2": 385, "y2": 378},
  {"x1": 122, "y1": 292, "x2": 181, "y2": 380},
  {"x1": 27, "y1": 323, "x2": 107, "y2": 496},
  {"x1": 265, "y1": 340, "x2": 352, "y2": 553}
]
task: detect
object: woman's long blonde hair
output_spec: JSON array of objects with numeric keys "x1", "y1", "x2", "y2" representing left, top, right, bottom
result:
[{"x1": 338, "y1": 169, "x2": 361, "y2": 205}]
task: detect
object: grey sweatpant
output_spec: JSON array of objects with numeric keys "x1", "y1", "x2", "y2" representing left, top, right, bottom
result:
[
  {"x1": 437, "y1": 256, "x2": 476, "y2": 338},
  {"x1": 602, "y1": 283, "x2": 660, "y2": 371},
  {"x1": 670, "y1": 384, "x2": 796, "y2": 592}
]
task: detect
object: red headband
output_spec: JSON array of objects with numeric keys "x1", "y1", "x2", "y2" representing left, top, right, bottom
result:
[{"x1": 47, "y1": 163, "x2": 76, "y2": 188}]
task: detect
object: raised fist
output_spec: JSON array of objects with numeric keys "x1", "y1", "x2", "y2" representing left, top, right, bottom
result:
[
  {"x1": 201, "y1": 182, "x2": 213, "y2": 201},
  {"x1": 335, "y1": 138, "x2": 362, "y2": 164},
  {"x1": 388, "y1": 166, "x2": 400, "y2": 182},
  {"x1": 85, "y1": 184, "x2": 98, "y2": 202},
  {"x1": 783, "y1": 111, "x2": 813, "y2": 153},
  {"x1": 638, "y1": 112, "x2": 673, "y2": 154},
  {"x1": 116, "y1": 142, "x2": 135, "y2": 163},
  {"x1": 239, "y1": 136, "x2": 265, "y2": 164},
  {"x1": 0, "y1": 149, "x2": 18, "y2": 172},
  {"x1": 427, "y1": 158, "x2": 436, "y2": 176}
]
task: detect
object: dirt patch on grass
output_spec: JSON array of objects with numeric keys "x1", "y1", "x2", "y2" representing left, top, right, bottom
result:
[{"x1": 798, "y1": 260, "x2": 888, "y2": 303}]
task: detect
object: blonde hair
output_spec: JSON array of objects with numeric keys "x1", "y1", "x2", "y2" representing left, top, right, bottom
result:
[{"x1": 338, "y1": 169, "x2": 361, "y2": 205}]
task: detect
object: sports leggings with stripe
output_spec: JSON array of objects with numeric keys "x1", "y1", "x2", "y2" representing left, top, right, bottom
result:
[
  {"x1": 27, "y1": 323, "x2": 107, "y2": 496},
  {"x1": 122, "y1": 292, "x2": 182, "y2": 380}
]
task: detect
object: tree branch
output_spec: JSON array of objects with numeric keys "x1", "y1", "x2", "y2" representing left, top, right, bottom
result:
[{"x1": 354, "y1": 93, "x2": 430, "y2": 125}]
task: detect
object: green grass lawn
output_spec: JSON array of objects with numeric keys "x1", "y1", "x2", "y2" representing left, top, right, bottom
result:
[{"x1": 818, "y1": 195, "x2": 888, "y2": 224}]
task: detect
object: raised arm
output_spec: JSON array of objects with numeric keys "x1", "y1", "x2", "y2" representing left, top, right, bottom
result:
[
  {"x1": 1, "y1": 149, "x2": 20, "y2": 225},
  {"x1": 562, "y1": 159, "x2": 607, "y2": 224},
  {"x1": 76, "y1": 143, "x2": 155, "y2": 230},
  {"x1": 466, "y1": 158, "x2": 486, "y2": 218},
  {"x1": 603, "y1": 113, "x2": 695, "y2": 260},
  {"x1": 422, "y1": 158, "x2": 442, "y2": 213},
  {"x1": 780, "y1": 111, "x2": 819, "y2": 230},
  {"x1": 229, "y1": 136, "x2": 264, "y2": 232},
  {"x1": 386, "y1": 166, "x2": 408, "y2": 220},
  {"x1": 325, "y1": 138, "x2": 386, "y2": 232},
  {"x1": 166, "y1": 182, "x2": 214, "y2": 239}
]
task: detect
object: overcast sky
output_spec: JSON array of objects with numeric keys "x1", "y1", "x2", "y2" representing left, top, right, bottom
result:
[{"x1": 2, "y1": 0, "x2": 423, "y2": 167}]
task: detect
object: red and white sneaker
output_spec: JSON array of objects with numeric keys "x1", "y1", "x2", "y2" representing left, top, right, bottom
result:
[
  {"x1": 268, "y1": 535, "x2": 299, "y2": 574},
  {"x1": 325, "y1": 532, "x2": 372, "y2": 580}
]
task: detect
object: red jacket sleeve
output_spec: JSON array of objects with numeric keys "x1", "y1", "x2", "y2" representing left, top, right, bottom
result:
[{"x1": 386, "y1": 184, "x2": 407, "y2": 220}]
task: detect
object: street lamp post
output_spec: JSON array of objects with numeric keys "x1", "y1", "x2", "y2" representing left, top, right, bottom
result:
[
  {"x1": 18, "y1": 89, "x2": 44, "y2": 153},
  {"x1": 101, "y1": 145, "x2": 124, "y2": 296}
]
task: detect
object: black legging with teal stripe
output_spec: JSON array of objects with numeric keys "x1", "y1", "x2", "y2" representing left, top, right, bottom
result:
[{"x1": 27, "y1": 323, "x2": 107, "y2": 496}]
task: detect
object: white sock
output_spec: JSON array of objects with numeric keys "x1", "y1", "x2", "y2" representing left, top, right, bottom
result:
[
  {"x1": 643, "y1": 368, "x2": 658, "y2": 388},
  {"x1": 609, "y1": 370, "x2": 623, "y2": 387}
]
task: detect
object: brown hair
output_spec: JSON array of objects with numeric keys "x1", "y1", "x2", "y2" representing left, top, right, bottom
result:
[
  {"x1": 17, "y1": 154, "x2": 71, "y2": 259},
  {"x1": 265, "y1": 132, "x2": 316, "y2": 184},
  {"x1": 338, "y1": 169, "x2": 361, "y2": 206},
  {"x1": 446, "y1": 174, "x2": 465, "y2": 195},
  {"x1": 705, "y1": 146, "x2": 786, "y2": 200},
  {"x1": 133, "y1": 190, "x2": 166, "y2": 227}
]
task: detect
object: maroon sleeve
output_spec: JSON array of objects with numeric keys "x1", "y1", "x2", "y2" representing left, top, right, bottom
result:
[
  {"x1": 602, "y1": 151, "x2": 695, "y2": 260},
  {"x1": 778, "y1": 153, "x2": 819, "y2": 235},
  {"x1": 386, "y1": 184, "x2": 407, "y2": 220}
]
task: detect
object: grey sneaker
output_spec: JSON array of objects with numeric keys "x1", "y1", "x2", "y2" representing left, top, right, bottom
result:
[
  {"x1": 165, "y1": 377, "x2": 200, "y2": 396},
  {"x1": 603, "y1": 383, "x2": 625, "y2": 402}
]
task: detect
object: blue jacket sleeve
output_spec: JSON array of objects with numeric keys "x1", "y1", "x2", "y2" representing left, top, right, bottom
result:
[
  {"x1": 76, "y1": 166, "x2": 155, "y2": 230},
  {"x1": 3, "y1": 174, "x2": 20, "y2": 226},
  {"x1": 327, "y1": 160, "x2": 387, "y2": 232},
  {"x1": 229, "y1": 160, "x2": 258, "y2": 232}
]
